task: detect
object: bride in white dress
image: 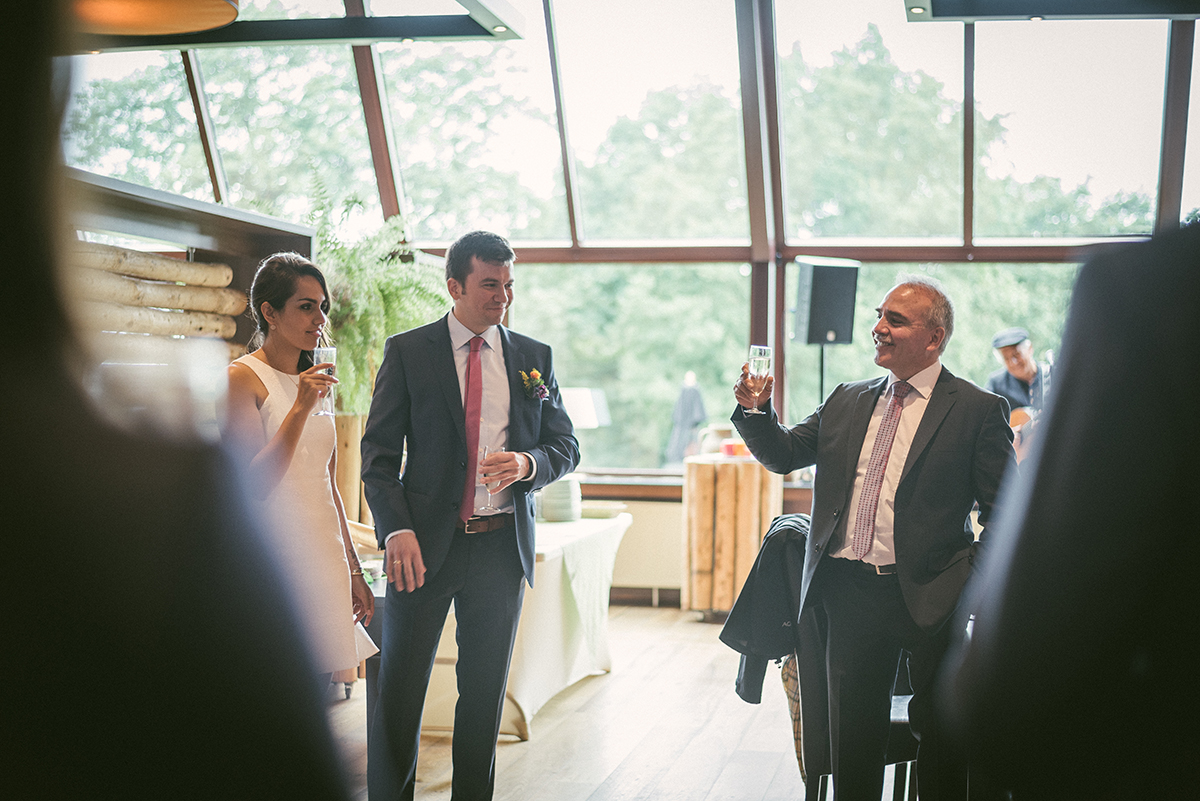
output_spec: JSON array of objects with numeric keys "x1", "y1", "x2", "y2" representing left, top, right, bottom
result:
[{"x1": 225, "y1": 252, "x2": 374, "y2": 674}]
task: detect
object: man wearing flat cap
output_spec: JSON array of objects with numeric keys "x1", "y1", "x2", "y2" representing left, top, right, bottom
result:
[{"x1": 985, "y1": 327, "x2": 1050, "y2": 414}]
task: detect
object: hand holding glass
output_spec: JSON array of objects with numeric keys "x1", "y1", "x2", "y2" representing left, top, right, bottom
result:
[
  {"x1": 477, "y1": 445, "x2": 502, "y2": 514},
  {"x1": 744, "y1": 345, "x2": 772, "y2": 414},
  {"x1": 312, "y1": 346, "x2": 336, "y2": 416}
]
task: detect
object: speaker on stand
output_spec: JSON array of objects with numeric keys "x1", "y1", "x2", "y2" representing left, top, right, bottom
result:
[{"x1": 794, "y1": 257, "x2": 861, "y2": 401}]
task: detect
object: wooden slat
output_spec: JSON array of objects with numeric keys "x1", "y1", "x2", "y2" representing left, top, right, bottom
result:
[
  {"x1": 710, "y1": 461, "x2": 738, "y2": 611},
  {"x1": 335, "y1": 414, "x2": 363, "y2": 524},
  {"x1": 683, "y1": 458, "x2": 715, "y2": 610},
  {"x1": 81, "y1": 300, "x2": 237, "y2": 339},
  {"x1": 733, "y1": 460, "x2": 763, "y2": 596},
  {"x1": 74, "y1": 242, "x2": 233, "y2": 287},
  {"x1": 75, "y1": 267, "x2": 246, "y2": 315}
]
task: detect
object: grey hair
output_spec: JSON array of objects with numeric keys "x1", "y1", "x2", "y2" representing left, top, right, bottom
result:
[{"x1": 894, "y1": 274, "x2": 954, "y2": 354}]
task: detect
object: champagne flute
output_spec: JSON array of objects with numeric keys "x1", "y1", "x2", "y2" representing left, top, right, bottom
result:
[
  {"x1": 478, "y1": 445, "x2": 502, "y2": 513},
  {"x1": 744, "y1": 345, "x2": 772, "y2": 414},
  {"x1": 312, "y1": 346, "x2": 336, "y2": 416}
]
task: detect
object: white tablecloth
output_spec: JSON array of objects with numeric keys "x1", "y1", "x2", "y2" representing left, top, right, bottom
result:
[{"x1": 420, "y1": 513, "x2": 632, "y2": 740}]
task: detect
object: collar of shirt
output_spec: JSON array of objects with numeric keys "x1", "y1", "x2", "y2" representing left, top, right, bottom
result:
[
  {"x1": 447, "y1": 309, "x2": 502, "y2": 354},
  {"x1": 890, "y1": 360, "x2": 942, "y2": 402}
]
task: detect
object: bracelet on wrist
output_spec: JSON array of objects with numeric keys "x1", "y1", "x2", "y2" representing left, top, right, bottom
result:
[{"x1": 350, "y1": 568, "x2": 363, "y2": 577}]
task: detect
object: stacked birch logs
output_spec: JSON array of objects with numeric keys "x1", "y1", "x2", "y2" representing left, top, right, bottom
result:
[
  {"x1": 71, "y1": 242, "x2": 246, "y2": 359},
  {"x1": 682, "y1": 454, "x2": 783, "y2": 615}
]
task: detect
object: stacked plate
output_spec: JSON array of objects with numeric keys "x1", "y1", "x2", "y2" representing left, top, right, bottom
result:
[{"x1": 539, "y1": 475, "x2": 582, "y2": 522}]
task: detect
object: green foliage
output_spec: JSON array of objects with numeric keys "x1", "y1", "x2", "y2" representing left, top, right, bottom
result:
[
  {"x1": 517, "y1": 263, "x2": 748, "y2": 468},
  {"x1": 311, "y1": 190, "x2": 448, "y2": 415}
]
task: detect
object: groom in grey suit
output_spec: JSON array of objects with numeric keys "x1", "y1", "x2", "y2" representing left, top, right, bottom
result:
[
  {"x1": 733, "y1": 277, "x2": 1014, "y2": 801},
  {"x1": 362, "y1": 231, "x2": 579, "y2": 800}
]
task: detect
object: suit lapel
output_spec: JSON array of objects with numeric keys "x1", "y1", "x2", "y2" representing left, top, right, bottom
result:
[
  {"x1": 900, "y1": 366, "x2": 957, "y2": 485},
  {"x1": 429, "y1": 316, "x2": 467, "y2": 444},
  {"x1": 844, "y1": 377, "x2": 888, "y2": 488},
  {"x1": 499, "y1": 327, "x2": 530, "y2": 447}
]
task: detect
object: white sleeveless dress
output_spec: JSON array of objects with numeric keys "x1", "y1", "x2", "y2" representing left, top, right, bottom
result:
[{"x1": 235, "y1": 354, "x2": 361, "y2": 673}]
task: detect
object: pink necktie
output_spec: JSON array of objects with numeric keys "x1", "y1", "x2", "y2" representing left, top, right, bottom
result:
[
  {"x1": 851, "y1": 380, "x2": 912, "y2": 560},
  {"x1": 460, "y1": 336, "x2": 484, "y2": 523}
]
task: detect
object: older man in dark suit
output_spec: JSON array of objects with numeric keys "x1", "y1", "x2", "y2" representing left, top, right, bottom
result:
[
  {"x1": 361, "y1": 231, "x2": 579, "y2": 801},
  {"x1": 733, "y1": 276, "x2": 1015, "y2": 801}
]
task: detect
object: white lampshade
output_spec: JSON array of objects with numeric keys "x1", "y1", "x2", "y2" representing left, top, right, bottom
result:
[{"x1": 560, "y1": 387, "x2": 611, "y2": 430}]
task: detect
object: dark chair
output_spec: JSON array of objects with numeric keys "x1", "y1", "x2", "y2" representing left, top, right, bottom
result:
[{"x1": 812, "y1": 657, "x2": 919, "y2": 801}]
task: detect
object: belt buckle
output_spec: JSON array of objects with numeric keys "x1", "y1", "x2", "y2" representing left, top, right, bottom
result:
[{"x1": 463, "y1": 516, "x2": 485, "y2": 534}]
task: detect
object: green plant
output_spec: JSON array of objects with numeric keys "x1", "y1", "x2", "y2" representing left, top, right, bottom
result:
[{"x1": 310, "y1": 191, "x2": 448, "y2": 415}]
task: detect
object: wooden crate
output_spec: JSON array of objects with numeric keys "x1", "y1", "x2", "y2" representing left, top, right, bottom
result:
[{"x1": 681, "y1": 455, "x2": 783, "y2": 613}]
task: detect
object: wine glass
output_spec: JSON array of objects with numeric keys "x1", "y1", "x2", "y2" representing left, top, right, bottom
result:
[
  {"x1": 312, "y1": 346, "x2": 336, "y2": 416},
  {"x1": 744, "y1": 345, "x2": 772, "y2": 414},
  {"x1": 477, "y1": 445, "x2": 502, "y2": 514}
]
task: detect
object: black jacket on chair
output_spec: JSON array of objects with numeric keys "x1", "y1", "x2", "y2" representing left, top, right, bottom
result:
[{"x1": 720, "y1": 514, "x2": 832, "y2": 777}]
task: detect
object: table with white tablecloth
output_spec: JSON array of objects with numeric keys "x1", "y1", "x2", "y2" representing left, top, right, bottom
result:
[{"x1": 365, "y1": 513, "x2": 632, "y2": 741}]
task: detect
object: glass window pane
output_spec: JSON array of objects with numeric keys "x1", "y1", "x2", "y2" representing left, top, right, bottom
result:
[
  {"x1": 198, "y1": 45, "x2": 383, "y2": 234},
  {"x1": 552, "y1": 0, "x2": 749, "y2": 241},
  {"x1": 64, "y1": 52, "x2": 213, "y2": 201},
  {"x1": 516, "y1": 263, "x2": 750, "y2": 469},
  {"x1": 974, "y1": 20, "x2": 1166, "y2": 238},
  {"x1": 775, "y1": 0, "x2": 964, "y2": 241},
  {"x1": 377, "y1": 0, "x2": 568, "y2": 243},
  {"x1": 784, "y1": 263, "x2": 1077, "y2": 421},
  {"x1": 238, "y1": 0, "x2": 345, "y2": 21},
  {"x1": 1180, "y1": 33, "x2": 1200, "y2": 224}
]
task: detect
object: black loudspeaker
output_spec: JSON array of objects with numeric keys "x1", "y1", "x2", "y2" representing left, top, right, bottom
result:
[{"x1": 795, "y1": 261, "x2": 859, "y2": 345}]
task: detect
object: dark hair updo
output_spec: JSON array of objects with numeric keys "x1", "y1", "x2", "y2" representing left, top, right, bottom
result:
[{"x1": 248, "y1": 252, "x2": 331, "y2": 371}]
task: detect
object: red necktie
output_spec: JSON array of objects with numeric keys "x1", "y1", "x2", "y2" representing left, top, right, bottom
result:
[
  {"x1": 460, "y1": 336, "x2": 484, "y2": 523},
  {"x1": 851, "y1": 380, "x2": 912, "y2": 560}
]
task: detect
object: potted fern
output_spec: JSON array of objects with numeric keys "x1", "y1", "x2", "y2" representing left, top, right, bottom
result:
[{"x1": 309, "y1": 195, "x2": 448, "y2": 526}]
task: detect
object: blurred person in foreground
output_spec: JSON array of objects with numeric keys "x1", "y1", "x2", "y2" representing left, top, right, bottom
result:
[
  {"x1": 732, "y1": 277, "x2": 1015, "y2": 801},
  {"x1": 361, "y1": 230, "x2": 579, "y2": 800},
  {"x1": 225, "y1": 253, "x2": 376, "y2": 679},
  {"x1": 940, "y1": 224, "x2": 1200, "y2": 799},
  {"x1": 2, "y1": 4, "x2": 350, "y2": 798}
]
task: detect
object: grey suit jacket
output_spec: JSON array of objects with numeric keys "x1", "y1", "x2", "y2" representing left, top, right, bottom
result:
[
  {"x1": 733, "y1": 366, "x2": 1014, "y2": 631},
  {"x1": 360, "y1": 314, "x2": 580, "y2": 586}
]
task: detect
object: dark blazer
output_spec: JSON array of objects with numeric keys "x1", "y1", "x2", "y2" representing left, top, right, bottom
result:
[
  {"x1": 733, "y1": 367, "x2": 1014, "y2": 631},
  {"x1": 361, "y1": 314, "x2": 579, "y2": 586},
  {"x1": 940, "y1": 225, "x2": 1200, "y2": 799}
]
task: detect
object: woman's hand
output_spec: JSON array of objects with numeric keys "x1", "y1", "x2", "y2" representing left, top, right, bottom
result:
[
  {"x1": 292, "y1": 362, "x2": 338, "y2": 416},
  {"x1": 350, "y1": 572, "x2": 374, "y2": 626}
]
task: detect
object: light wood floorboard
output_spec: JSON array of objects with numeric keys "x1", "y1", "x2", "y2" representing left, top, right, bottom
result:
[{"x1": 326, "y1": 606, "x2": 808, "y2": 801}]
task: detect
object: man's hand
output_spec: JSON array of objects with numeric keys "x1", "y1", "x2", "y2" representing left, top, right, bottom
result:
[
  {"x1": 479, "y1": 450, "x2": 531, "y2": 492},
  {"x1": 734, "y1": 362, "x2": 774, "y2": 412},
  {"x1": 385, "y1": 530, "x2": 426, "y2": 592}
]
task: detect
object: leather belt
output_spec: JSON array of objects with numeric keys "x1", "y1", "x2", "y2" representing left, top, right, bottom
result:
[
  {"x1": 456, "y1": 513, "x2": 514, "y2": 534},
  {"x1": 833, "y1": 557, "x2": 898, "y2": 576}
]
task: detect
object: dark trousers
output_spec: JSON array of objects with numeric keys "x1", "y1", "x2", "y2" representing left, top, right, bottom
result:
[
  {"x1": 815, "y1": 557, "x2": 967, "y2": 801},
  {"x1": 367, "y1": 524, "x2": 526, "y2": 801}
]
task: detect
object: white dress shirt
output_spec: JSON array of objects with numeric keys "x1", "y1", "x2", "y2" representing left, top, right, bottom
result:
[
  {"x1": 832, "y1": 360, "x2": 942, "y2": 565},
  {"x1": 383, "y1": 313, "x2": 538, "y2": 545}
]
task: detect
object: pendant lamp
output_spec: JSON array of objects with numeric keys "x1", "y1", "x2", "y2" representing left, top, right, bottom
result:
[{"x1": 74, "y1": 0, "x2": 239, "y2": 36}]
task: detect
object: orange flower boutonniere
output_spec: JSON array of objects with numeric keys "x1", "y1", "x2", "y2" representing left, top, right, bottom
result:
[{"x1": 520, "y1": 369, "x2": 549, "y2": 401}]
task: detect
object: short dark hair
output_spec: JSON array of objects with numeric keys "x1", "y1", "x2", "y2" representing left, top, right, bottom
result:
[{"x1": 444, "y1": 231, "x2": 515, "y2": 284}]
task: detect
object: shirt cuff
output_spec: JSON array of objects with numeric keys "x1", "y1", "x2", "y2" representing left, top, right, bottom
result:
[
  {"x1": 384, "y1": 528, "x2": 414, "y2": 546},
  {"x1": 522, "y1": 452, "x2": 537, "y2": 482}
]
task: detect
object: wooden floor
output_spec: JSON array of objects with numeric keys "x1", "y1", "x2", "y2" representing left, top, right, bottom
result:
[{"x1": 325, "y1": 606, "x2": 808, "y2": 801}]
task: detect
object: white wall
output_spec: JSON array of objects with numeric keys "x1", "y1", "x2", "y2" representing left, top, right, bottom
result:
[{"x1": 610, "y1": 500, "x2": 683, "y2": 589}]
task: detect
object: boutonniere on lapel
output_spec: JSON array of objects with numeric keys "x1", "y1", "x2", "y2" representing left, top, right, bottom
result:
[{"x1": 520, "y1": 369, "x2": 550, "y2": 401}]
